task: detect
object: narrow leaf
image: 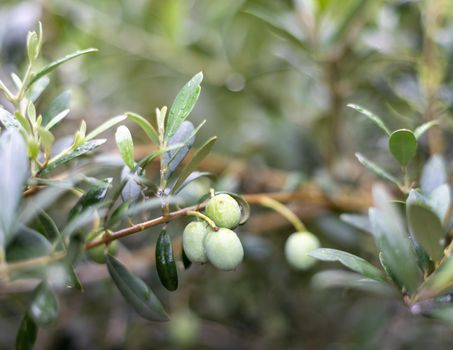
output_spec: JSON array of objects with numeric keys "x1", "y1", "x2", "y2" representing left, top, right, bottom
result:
[
  {"x1": 348, "y1": 104, "x2": 391, "y2": 135},
  {"x1": 310, "y1": 248, "x2": 386, "y2": 282},
  {"x1": 414, "y1": 120, "x2": 439, "y2": 139},
  {"x1": 28, "y1": 48, "x2": 98, "y2": 88},
  {"x1": 165, "y1": 72, "x2": 203, "y2": 139},
  {"x1": 115, "y1": 126, "x2": 135, "y2": 170},
  {"x1": 171, "y1": 136, "x2": 217, "y2": 193},
  {"x1": 163, "y1": 121, "x2": 196, "y2": 177},
  {"x1": 421, "y1": 155, "x2": 447, "y2": 195},
  {"x1": 16, "y1": 313, "x2": 38, "y2": 350},
  {"x1": 45, "y1": 109, "x2": 70, "y2": 130},
  {"x1": 43, "y1": 91, "x2": 71, "y2": 127},
  {"x1": 0, "y1": 107, "x2": 20, "y2": 129},
  {"x1": 0, "y1": 130, "x2": 29, "y2": 246},
  {"x1": 126, "y1": 112, "x2": 159, "y2": 144},
  {"x1": 355, "y1": 153, "x2": 401, "y2": 187},
  {"x1": 106, "y1": 255, "x2": 169, "y2": 321},
  {"x1": 85, "y1": 115, "x2": 127, "y2": 141}
]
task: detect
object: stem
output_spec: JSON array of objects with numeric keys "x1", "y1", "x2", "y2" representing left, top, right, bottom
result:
[
  {"x1": 187, "y1": 210, "x2": 218, "y2": 231},
  {"x1": 257, "y1": 196, "x2": 306, "y2": 232},
  {"x1": 0, "y1": 252, "x2": 65, "y2": 276}
]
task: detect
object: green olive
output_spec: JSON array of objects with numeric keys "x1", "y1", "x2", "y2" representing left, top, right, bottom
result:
[
  {"x1": 182, "y1": 221, "x2": 211, "y2": 263},
  {"x1": 284, "y1": 231, "x2": 320, "y2": 270},
  {"x1": 87, "y1": 240, "x2": 119, "y2": 264},
  {"x1": 204, "y1": 228, "x2": 243, "y2": 270},
  {"x1": 205, "y1": 194, "x2": 241, "y2": 229}
]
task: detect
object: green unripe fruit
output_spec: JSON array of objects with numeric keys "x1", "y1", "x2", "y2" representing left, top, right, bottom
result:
[
  {"x1": 168, "y1": 310, "x2": 200, "y2": 347},
  {"x1": 205, "y1": 194, "x2": 241, "y2": 229},
  {"x1": 87, "y1": 240, "x2": 119, "y2": 264},
  {"x1": 183, "y1": 221, "x2": 210, "y2": 263},
  {"x1": 204, "y1": 228, "x2": 243, "y2": 271},
  {"x1": 284, "y1": 231, "x2": 320, "y2": 270}
]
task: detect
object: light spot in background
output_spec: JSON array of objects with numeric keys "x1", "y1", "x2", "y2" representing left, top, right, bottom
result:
[{"x1": 225, "y1": 72, "x2": 245, "y2": 92}]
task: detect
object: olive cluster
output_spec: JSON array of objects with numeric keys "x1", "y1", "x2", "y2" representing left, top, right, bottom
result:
[{"x1": 183, "y1": 194, "x2": 244, "y2": 271}]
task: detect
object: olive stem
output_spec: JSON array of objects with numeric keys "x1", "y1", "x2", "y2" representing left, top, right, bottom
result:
[
  {"x1": 187, "y1": 210, "x2": 219, "y2": 231},
  {"x1": 257, "y1": 196, "x2": 306, "y2": 232}
]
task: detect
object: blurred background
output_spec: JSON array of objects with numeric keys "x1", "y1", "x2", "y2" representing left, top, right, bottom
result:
[{"x1": 2, "y1": 0, "x2": 453, "y2": 349}]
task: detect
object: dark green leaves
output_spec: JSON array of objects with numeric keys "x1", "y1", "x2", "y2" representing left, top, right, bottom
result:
[
  {"x1": 310, "y1": 248, "x2": 386, "y2": 282},
  {"x1": 28, "y1": 48, "x2": 98, "y2": 88},
  {"x1": 165, "y1": 72, "x2": 203, "y2": 140},
  {"x1": 156, "y1": 229, "x2": 178, "y2": 291},
  {"x1": 388, "y1": 129, "x2": 417, "y2": 166},
  {"x1": 29, "y1": 282, "x2": 59, "y2": 326},
  {"x1": 115, "y1": 126, "x2": 135, "y2": 170},
  {"x1": 16, "y1": 313, "x2": 37, "y2": 350},
  {"x1": 0, "y1": 131, "x2": 29, "y2": 246},
  {"x1": 407, "y1": 203, "x2": 445, "y2": 262},
  {"x1": 106, "y1": 255, "x2": 168, "y2": 321}
]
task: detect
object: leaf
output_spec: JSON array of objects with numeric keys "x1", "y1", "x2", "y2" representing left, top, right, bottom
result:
[
  {"x1": 28, "y1": 76, "x2": 49, "y2": 102},
  {"x1": 43, "y1": 139, "x2": 106, "y2": 174},
  {"x1": 171, "y1": 136, "x2": 217, "y2": 193},
  {"x1": 0, "y1": 107, "x2": 20, "y2": 129},
  {"x1": 16, "y1": 313, "x2": 38, "y2": 350},
  {"x1": 6, "y1": 226, "x2": 52, "y2": 263},
  {"x1": 310, "y1": 248, "x2": 387, "y2": 282},
  {"x1": 407, "y1": 203, "x2": 445, "y2": 262},
  {"x1": 429, "y1": 184, "x2": 451, "y2": 222},
  {"x1": 115, "y1": 126, "x2": 135, "y2": 170},
  {"x1": 422, "y1": 256, "x2": 453, "y2": 296},
  {"x1": 35, "y1": 211, "x2": 64, "y2": 249},
  {"x1": 355, "y1": 153, "x2": 401, "y2": 187},
  {"x1": 311, "y1": 270, "x2": 395, "y2": 296},
  {"x1": 85, "y1": 115, "x2": 127, "y2": 141},
  {"x1": 120, "y1": 166, "x2": 143, "y2": 202},
  {"x1": 173, "y1": 171, "x2": 212, "y2": 195},
  {"x1": 165, "y1": 72, "x2": 203, "y2": 139},
  {"x1": 126, "y1": 112, "x2": 159, "y2": 144},
  {"x1": 106, "y1": 255, "x2": 169, "y2": 321},
  {"x1": 27, "y1": 48, "x2": 98, "y2": 88},
  {"x1": 68, "y1": 178, "x2": 112, "y2": 222},
  {"x1": 29, "y1": 282, "x2": 59, "y2": 326},
  {"x1": 163, "y1": 121, "x2": 195, "y2": 177},
  {"x1": 156, "y1": 229, "x2": 178, "y2": 291},
  {"x1": 43, "y1": 91, "x2": 71, "y2": 127},
  {"x1": 388, "y1": 129, "x2": 417, "y2": 166},
  {"x1": 347, "y1": 104, "x2": 391, "y2": 135},
  {"x1": 421, "y1": 155, "x2": 447, "y2": 195},
  {"x1": 369, "y1": 185, "x2": 421, "y2": 294},
  {"x1": 414, "y1": 120, "x2": 439, "y2": 139},
  {"x1": 339, "y1": 213, "x2": 372, "y2": 234},
  {"x1": 63, "y1": 233, "x2": 84, "y2": 290},
  {"x1": 45, "y1": 109, "x2": 70, "y2": 130},
  {"x1": 0, "y1": 130, "x2": 29, "y2": 246}
]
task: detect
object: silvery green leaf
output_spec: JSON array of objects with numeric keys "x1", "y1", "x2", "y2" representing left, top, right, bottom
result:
[
  {"x1": 0, "y1": 130, "x2": 28, "y2": 246},
  {"x1": 163, "y1": 121, "x2": 195, "y2": 177}
]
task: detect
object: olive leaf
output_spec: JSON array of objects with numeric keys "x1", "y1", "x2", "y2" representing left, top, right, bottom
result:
[
  {"x1": 421, "y1": 155, "x2": 447, "y2": 195},
  {"x1": 165, "y1": 72, "x2": 203, "y2": 140},
  {"x1": 106, "y1": 255, "x2": 169, "y2": 321},
  {"x1": 414, "y1": 120, "x2": 439, "y2": 139},
  {"x1": 355, "y1": 153, "x2": 401, "y2": 187},
  {"x1": 163, "y1": 120, "x2": 196, "y2": 177},
  {"x1": 29, "y1": 281, "x2": 59, "y2": 326},
  {"x1": 126, "y1": 112, "x2": 159, "y2": 144},
  {"x1": 156, "y1": 229, "x2": 178, "y2": 291},
  {"x1": 171, "y1": 136, "x2": 217, "y2": 193},
  {"x1": 310, "y1": 248, "x2": 387, "y2": 282},
  {"x1": 16, "y1": 313, "x2": 38, "y2": 350},
  {"x1": 85, "y1": 115, "x2": 127, "y2": 141},
  {"x1": 369, "y1": 185, "x2": 421, "y2": 294},
  {"x1": 43, "y1": 90, "x2": 71, "y2": 127},
  {"x1": 388, "y1": 129, "x2": 417, "y2": 166},
  {"x1": 348, "y1": 104, "x2": 391, "y2": 135},
  {"x1": 115, "y1": 125, "x2": 135, "y2": 170},
  {"x1": 0, "y1": 130, "x2": 29, "y2": 246},
  {"x1": 0, "y1": 107, "x2": 20, "y2": 129},
  {"x1": 27, "y1": 48, "x2": 98, "y2": 88}
]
